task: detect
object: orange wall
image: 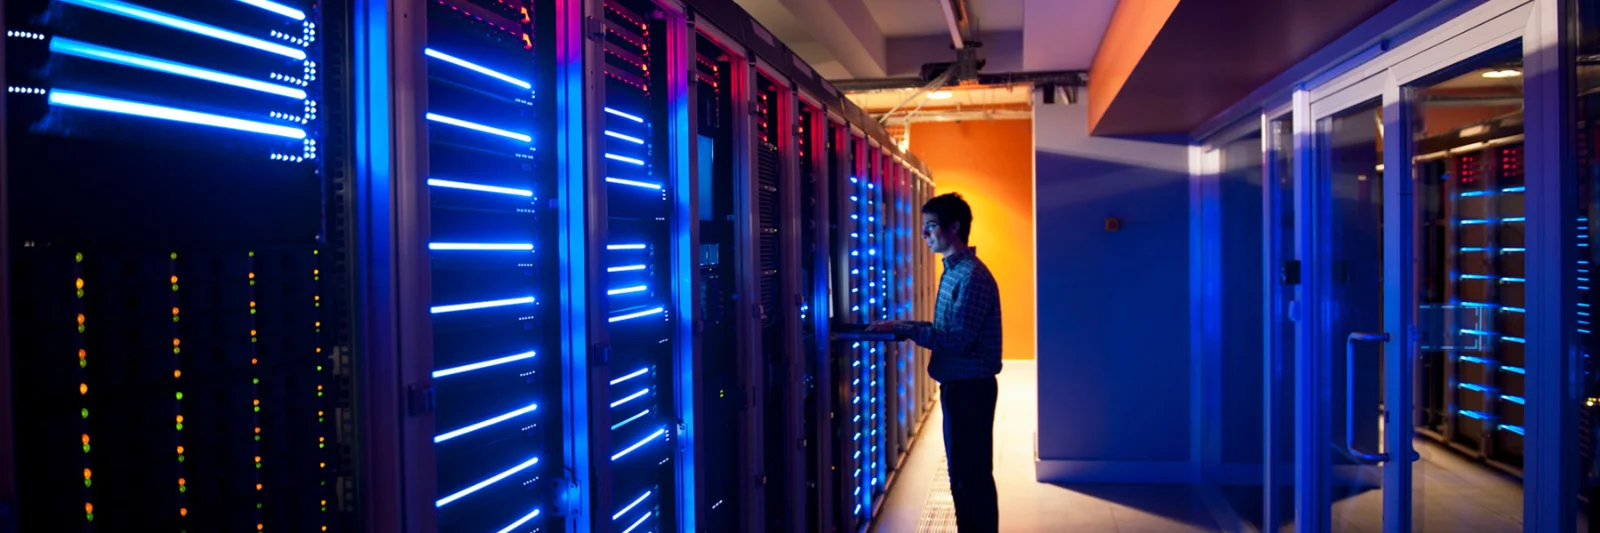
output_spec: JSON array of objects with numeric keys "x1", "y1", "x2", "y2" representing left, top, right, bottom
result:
[{"x1": 910, "y1": 119, "x2": 1037, "y2": 360}]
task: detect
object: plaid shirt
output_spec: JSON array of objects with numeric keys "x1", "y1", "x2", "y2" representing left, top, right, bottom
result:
[{"x1": 907, "y1": 247, "x2": 1003, "y2": 382}]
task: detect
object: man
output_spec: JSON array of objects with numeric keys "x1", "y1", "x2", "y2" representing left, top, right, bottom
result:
[{"x1": 869, "y1": 192, "x2": 1002, "y2": 532}]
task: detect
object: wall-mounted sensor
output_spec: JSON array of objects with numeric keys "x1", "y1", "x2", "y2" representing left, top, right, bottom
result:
[{"x1": 1105, "y1": 218, "x2": 1121, "y2": 232}]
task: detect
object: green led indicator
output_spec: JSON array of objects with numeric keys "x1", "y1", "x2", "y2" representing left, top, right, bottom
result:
[
  {"x1": 250, "y1": 309, "x2": 256, "y2": 315},
  {"x1": 83, "y1": 444, "x2": 90, "y2": 453},
  {"x1": 254, "y1": 435, "x2": 261, "y2": 442},
  {"x1": 253, "y1": 378, "x2": 260, "y2": 385},
  {"x1": 76, "y1": 253, "x2": 84, "y2": 263},
  {"x1": 170, "y1": 252, "x2": 177, "y2": 260},
  {"x1": 248, "y1": 251, "x2": 255, "y2": 258},
  {"x1": 257, "y1": 503, "x2": 263, "y2": 509},
  {"x1": 172, "y1": 285, "x2": 179, "y2": 292},
  {"x1": 173, "y1": 317, "x2": 180, "y2": 323},
  {"x1": 86, "y1": 513, "x2": 94, "y2": 522},
  {"x1": 317, "y1": 392, "x2": 323, "y2": 397},
  {"x1": 84, "y1": 480, "x2": 91, "y2": 488},
  {"x1": 175, "y1": 392, "x2": 184, "y2": 400},
  {"x1": 178, "y1": 455, "x2": 185, "y2": 463},
  {"x1": 79, "y1": 360, "x2": 87, "y2": 369},
  {"x1": 255, "y1": 463, "x2": 262, "y2": 469},
  {"x1": 77, "y1": 325, "x2": 85, "y2": 334},
  {"x1": 176, "y1": 423, "x2": 184, "y2": 431},
  {"x1": 318, "y1": 443, "x2": 325, "y2": 449},
  {"x1": 317, "y1": 366, "x2": 323, "y2": 371},
  {"x1": 81, "y1": 408, "x2": 89, "y2": 419},
  {"x1": 179, "y1": 486, "x2": 186, "y2": 494},
  {"x1": 254, "y1": 406, "x2": 261, "y2": 413},
  {"x1": 77, "y1": 290, "x2": 85, "y2": 298}
]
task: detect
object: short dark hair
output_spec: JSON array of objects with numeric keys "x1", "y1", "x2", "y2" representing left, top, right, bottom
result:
[{"x1": 922, "y1": 193, "x2": 973, "y2": 243}]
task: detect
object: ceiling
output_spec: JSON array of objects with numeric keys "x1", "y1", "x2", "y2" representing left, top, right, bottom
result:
[{"x1": 732, "y1": 0, "x2": 1118, "y2": 81}]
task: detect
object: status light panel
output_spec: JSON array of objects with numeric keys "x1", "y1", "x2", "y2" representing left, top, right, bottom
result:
[
  {"x1": 5, "y1": 0, "x2": 344, "y2": 531},
  {"x1": 422, "y1": 0, "x2": 558, "y2": 531},
  {"x1": 600, "y1": 1, "x2": 676, "y2": 531}
]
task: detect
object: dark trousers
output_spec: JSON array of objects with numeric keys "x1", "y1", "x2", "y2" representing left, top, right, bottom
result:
[{"x1": 940, "y1": 377, "x2": 999, "y2": 532}]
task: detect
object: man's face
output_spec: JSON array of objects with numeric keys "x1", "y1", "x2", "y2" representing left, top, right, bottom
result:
[{"x1": 922, "y1": 213, "x2": 959, "y2": 255}]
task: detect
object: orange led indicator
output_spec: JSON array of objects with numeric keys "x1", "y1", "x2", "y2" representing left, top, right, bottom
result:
[
  {"x1": 178, "y1": 478, "x2": 186, "y2": 487},
  {"x1": 254, "y1": 427, "x2": 261, "y2": 434},
  {"x1": 250, "y1": 330, "x2": 257, "y2": 337},
  {"x1": 170, "y1": 276, "x2": 179, "y2": 284},
  {"x1": 176, "y1": 446, "x2": 185, "y2": 454},
  {"x1": 85, "y1": 503, "x2": 93, "y2": 514},
  {"x1": 83, "y1": 468, "x2": 91, "y2": 479},
  {"x1": 78, "y1": 349, "x2": 86, "y2": 360},
  {"x1": 180, "y1": 508, "x2": 188, "y2": 517},
  {"x1": 172, "y1": 339, "x2": 181, "y2": 347},
  {"x1": 248, "y1": 272, "x2": 255, "y2": 280},
  {"x1": 253, "y1": 399, "x2": 260, "y2": 406},
  {"x1": 254, "y1": 456, "x2": 261, "y2": 463},
  {"x1": 79, "y1": 383, "x2": 87, "y2": 395},
  {"x1": 256, "y1": 483, "x2": 263, "y2": 491},
  {"x1": 76, "y1": 278, "x2": 84, "y2": 289},
  {"x1": 250, "y1": 301, "x2": 256, "y2": 308},
  {"x1": 175, "y1": 415, "x2": 184, "y2": 424},
  {"x1": 81, "y1": 434, "x2": 89, "y2": 446},
  {"x1": 252, "y1": 358, "x2": 258, "y2": 365},
  {"x1": 77, "y1": 314, "x2": 85, "y2": 325}
]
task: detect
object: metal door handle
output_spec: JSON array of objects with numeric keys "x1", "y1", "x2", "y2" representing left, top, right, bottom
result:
[{"x1": 1346, "y1": 332, "x2": 1389, "y2": 464}]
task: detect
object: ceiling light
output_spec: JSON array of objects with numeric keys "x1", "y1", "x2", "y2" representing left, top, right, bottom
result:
[
  {"x1": 1482, "y1": 69, "x2": 1522, "y2": 79},
  {"x1": 926, "y1": 91, "x2": 953, "y2": 100}
]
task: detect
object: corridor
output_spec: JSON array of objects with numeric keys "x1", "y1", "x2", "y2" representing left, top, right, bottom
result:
[{"x1": 875, "y1": 361, "x2": 1223, "y2": 532}]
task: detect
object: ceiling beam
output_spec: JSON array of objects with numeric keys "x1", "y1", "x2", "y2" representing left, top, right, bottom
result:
[{"x1": 776, "y1": 0, "x2": 888, "y2": 78}]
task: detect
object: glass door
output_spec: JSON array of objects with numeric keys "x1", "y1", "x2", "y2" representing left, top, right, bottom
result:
[{"x1": 1306, "y1": 43, "x2": 1528, "y2": 533}]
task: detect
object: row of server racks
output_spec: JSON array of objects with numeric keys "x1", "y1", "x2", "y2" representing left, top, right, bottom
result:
[{"x1": 0, "y1": 0, "x2": 940, "y2": 531}]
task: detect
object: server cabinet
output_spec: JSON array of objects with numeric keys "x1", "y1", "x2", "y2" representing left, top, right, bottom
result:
[
  {"x1": 797, "y1": 96, "x2": 832, "y2": 533},
  {"x1": 686, "y1": 23, "x2": 744, "y2": 533},
  {"x1": 582, "y1": 0, "x2": 692, "y2": 531},
  {"x1": 1413, "y1": 119, "x2": 1529, "y2": 473},
  {"x1": 751, "y1": 65, "x2": 804, "y2": 532},
  {"x1": 3, "y1": 0, "x2": 354, "y2": 530},
  {"x1": 400, "y1": 0, "x2": 568, "y2": 531}
]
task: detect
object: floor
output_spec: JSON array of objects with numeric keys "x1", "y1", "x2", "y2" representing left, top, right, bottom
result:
[
  {"x1": 870, "y1": 359, "x2": 1527, "y2": 533},
  {"x1": 873, "y1": 360, "x2": 1224, "y2": 533}
]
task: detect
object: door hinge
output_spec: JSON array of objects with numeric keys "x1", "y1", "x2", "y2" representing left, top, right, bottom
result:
[
  {"x1": 585, "y1": 16, "x2": 605, "y2": 41},
  {"x1": 407, "y1": 383, "x2": 435, "y2": 416}
]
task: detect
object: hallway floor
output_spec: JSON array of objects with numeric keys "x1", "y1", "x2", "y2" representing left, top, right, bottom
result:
[{"x1": 873, "y1": 360, "x2": 1223, "y2": 532}]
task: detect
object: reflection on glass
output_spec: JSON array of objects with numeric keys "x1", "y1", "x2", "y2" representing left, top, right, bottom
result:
[
  {"x1": 1267, "y1": 117, "x2": 1296, "y2": 533},
  {"x1": 1408, "y1": 43, "x2": 1525, "y2": 532},
  {"x1": 1324, "y1": 101, "x2": 1386, "y2": 533},
  {"x1": 1576, "y1": 1, "x2": 1600, "y2": 530},
  {"x1": 1215, "y1": 131, "x2": 1267, "y2": 531}
]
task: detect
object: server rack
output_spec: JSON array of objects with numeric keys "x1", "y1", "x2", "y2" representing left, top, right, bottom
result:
[
  {"x1": 685, "y1": 21, "x2": 745, "y2": 533},
  {"x1": 405, "y1": 0, "x2": 566, "y2": 531},
  {"x1": 1414, "y1": 119, "x2": 1528, "y2": 474},
  {"x1": 3, "y1": 0, "x2": 354, "y2": 531},
  {"x1": 582, "y1": 0, "x2": 693, "y2": 531},
  {"x1": 797, "y1": 94, "x2": 833, "y2": 533}
]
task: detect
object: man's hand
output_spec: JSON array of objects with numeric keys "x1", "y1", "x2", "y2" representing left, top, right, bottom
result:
[{"x1": 867, "y1": 320, "x2": 911, "y2": 332}]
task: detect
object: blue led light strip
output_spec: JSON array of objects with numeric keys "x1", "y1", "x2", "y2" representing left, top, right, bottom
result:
[
  {"x1": 605, "y1": 153, "x2": 646, "y2": 165},
  {"x1": 1458, "y1": 383, "x2": 1492, "y2": 393},
  {"x1": 427, "y1": 113, "x2": 532, "y2": 143},
  {"x1": 614, "y1": 491, "x2": 652, "y2": 520},
  {"x1": 495, "y1": 510, "x2": 541, "y2": 533},
  {"x1": 609, "y1": 307, "x2": 664, "y2": 323},
  {"x1": 609, "y1": 367, "x2": 649, "y2": 385},
  {"x1": 49, "y1": 90, "x2": 306, "y2": 139},
  {"x1": 608, "y1": 285, "x2": 647, "y2": 295},
  {"x1": 433, "y1": 351, "x2": 536, "y2": 378},
  {"x1": 1501, "y1": 394, "x2": 1526, "y2": 405},
  {"x1": 430, "y1": 296, "x2": 535, "y2": 314},
  {"x1": 604, "y1": 107, "x2": 645, "y2": 123},
  {"x1": 1500, "y1": 424, "x2": 1526, "y2": 435},
  {"x1": 1459, "y1": 409, "x2": 1492, "y2": 420},
  {"x1": 612, "y1": 428, "x2": 667, "y2": 461},
  {"x1": 605, "y1": 130, "x2": 646, "y2": 144},
  {"x1": 59, "y1": 0, "x2": 307, "y2": 59},
  {"x1": 427, "y1": 178, "x2": 533, "y2": 197},
  {"x1": 424, "y1": 48, "x2": 532, "y2": 89},
  {"x1": 605, "y1": 177, "x2": 662, "y2": 190},
  {"x1": 436, "y1": 457, "x2": 540, "y2": 507},
  {"x1": 50, "y1": 38, "x2": 307, "y2": 99},
  {"x1": 607, "y1": 244, "x2": 647, "y2": 250},
  {"x1": 435, "y1": 403, "x2": 538, "y2": 443},
  {"x1": 1503, "y1": 366, "x2": 1527, "y2": 374},
  {"x1": 611, "y1": 409, "x2": 649, "y2": 430},
  {"x1": 621, "y1": 512, "x2": 653, "y2": 533},
  {"x1": 608, "y1": 265, "x2": 646, "y2": 273},
  {"x1": 611, "y1": 389, "x2": 648, "y2": 408},
  {"x1": 429, "y1": 243, "x2": 534, "y2": 251},
  {"x1": 236, "y1": 0, "x2": 306, "y2": 20}
]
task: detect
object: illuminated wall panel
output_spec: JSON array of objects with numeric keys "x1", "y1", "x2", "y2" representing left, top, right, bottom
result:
[
  {"x1": 4, "y1": 0, "x2": 349, "y2": 531},
  {"x1": 421, "y1": 0, "x2": 560, "y2": 531}
]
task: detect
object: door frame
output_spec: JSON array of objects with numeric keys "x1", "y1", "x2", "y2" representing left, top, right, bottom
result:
[{"x1": 1286, "y1": 0, "x2": 1575, "y2": 531}]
